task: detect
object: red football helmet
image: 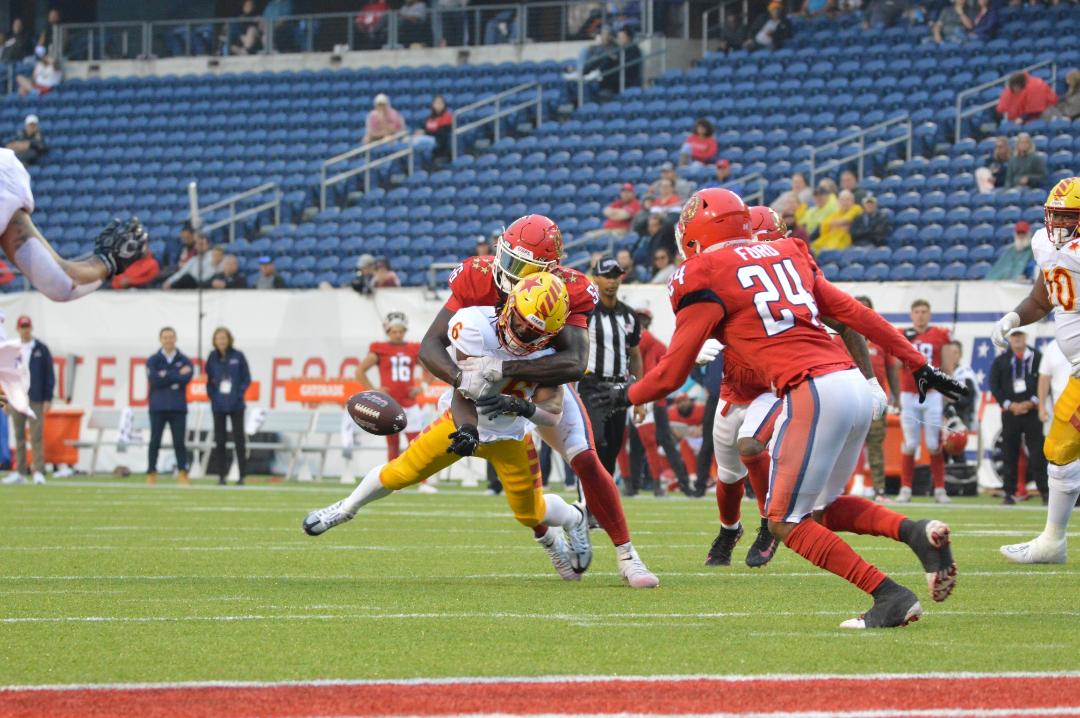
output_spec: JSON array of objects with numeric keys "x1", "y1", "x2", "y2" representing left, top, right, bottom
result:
[
  {"x1": 493, "y1": 215, "x2": 563, "y2": 293},
  {"x1": 749, "y1": 205, "x2": 789, "y2": 241},
  {"x1": 675, "y1": 188, "x2": 752, "y2": 260},
  {"x1": 942, "y1": 415, "x2": 968, "y2": 456}
]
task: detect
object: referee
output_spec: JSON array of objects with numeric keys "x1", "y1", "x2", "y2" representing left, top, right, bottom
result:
[{"x1": 578, "y1": 256, "x2": 643, "y2": 474}]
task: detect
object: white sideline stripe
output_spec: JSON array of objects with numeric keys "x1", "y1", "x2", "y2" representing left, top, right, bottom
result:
[{"x1": 3, "y1": 670, "x2": 1080, "y2": 693}]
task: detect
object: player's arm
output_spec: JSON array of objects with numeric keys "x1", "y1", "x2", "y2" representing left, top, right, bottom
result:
[
  {"x1": 0, "y1": 211, "x2": 109, "y2": 300},
  {"x1": 822, "y1": 317, "x2": 873, "y2": 379},
  {"x1": 626, "y1": 301, "x2": 724, "y2": 406},
  {"x1": 992, "y1": 271, "x2": 1054, "y2": 349},
  {"x1": 1038, "y1": 371, "x2": 1052, "y2": 422},
  {"x1": 476, "y1": 384, "x2": 564, "y2": 427},
  {"x1": 419, "y1": 306, "x2": 462, "y2": 388},
  {"x1": 500, "y1": 324, "x2": 589, "y2": 385},
  {"x1": 886, "y1": 354, "x2": 901, "y2": 408},
  {"x1": 447, "y1": 348, "x2": 480, "y2": 456},
  {"x1": 355, "y1": 352, "x2": 379, "y2": 391}
]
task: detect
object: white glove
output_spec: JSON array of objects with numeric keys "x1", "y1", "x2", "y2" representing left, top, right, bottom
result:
[
  {"x1": 991, "y1": 311, "x2": 1020, "y2": 350},
  {"x1": 1070, "y1": 358, "x2": 1080, "y2": 380},
  {"x1": 696, "y1": 338, "x2": 723, "y2": 366},
  {"x1": 456, "y1": 368, "x2": 490, "y2": 401},
  {"x1": 458, "y1": 356, "x2": 504, "y2": 384},
  {"x1": 867, "y1": 378, "x2": 888, "y2": 421}
]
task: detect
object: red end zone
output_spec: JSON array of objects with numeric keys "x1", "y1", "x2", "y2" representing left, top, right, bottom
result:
[{"x1": 2, "y1": 673, "x2": 1079, "y2": 718}]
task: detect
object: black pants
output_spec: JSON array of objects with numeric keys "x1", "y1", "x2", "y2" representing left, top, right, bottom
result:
[
  {"x1": 696, "y1": 391, "x2": 719, "y2": 493},
  {"x1": 213, "y1": 409, "x2": 246, "y2": 480},
  {"x1": 626, "y1": 422, "x2": 647, "y2": 494},
  {"x1": 148, "y1": 410, "x2": 187, "y2": 473},
  {"x1": 587, "y1": 405, "x2": 627, "y2": 476},
  {"x1": 654, "y1": 403, "x2": 692, "y2": 491},
  {"x1": 1001, "y1": 410, "x2": 1048, "y2": 497}
]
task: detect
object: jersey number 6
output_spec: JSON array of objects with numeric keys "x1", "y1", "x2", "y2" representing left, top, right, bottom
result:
[
  {"x1": 737, "y1": 259, "x2": 821, "y2": 337},
  {"x1": 1045, "y1": 267, "x2": 1076, "y2": 312}
]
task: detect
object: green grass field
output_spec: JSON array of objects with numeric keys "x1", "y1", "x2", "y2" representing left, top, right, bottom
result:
[{"x1": 2, "y1": 479, "x2": 1079, "y2": 687}]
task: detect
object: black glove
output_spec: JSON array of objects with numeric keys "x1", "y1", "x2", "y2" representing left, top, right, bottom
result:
[
  {"x1": 914, "y1": 364, "x2": 968, "y2": 402},
  {"x1": 446, "y1": 423, "x2": 480, "y2": 457},
  {"x1": 94, "y1": 217, "x2": 148, "y2": 278},
  {"x1": 475, "y1": 393, "x2": 536, "y2": 420},
  {"x1": 591, "y1": 381, "x2": 632, "y2": 419}
]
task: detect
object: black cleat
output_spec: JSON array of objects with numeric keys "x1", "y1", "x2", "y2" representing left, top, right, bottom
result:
[
  {"x1": 902, "y1": 518, "x2": 958, "y2": 603},
  {"x1": 745, "y1": 517, "x2": 780, "y2": 568},
  {"x1": 840, "y1": 578, "x2": 922, "y2": 629},
  {"x1": 705, "y1": 525, "x2": 743, "y2": 566}
]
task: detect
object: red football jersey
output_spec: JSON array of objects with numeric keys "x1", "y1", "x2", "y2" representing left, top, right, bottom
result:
[
  {"x1": 898, "y1": 326, "x2": 951, "y2": 393},
  {"x1": 639, "y1": 330, "x2": 669, "y2": 407},
  {"x1": 627, "y1": 237, "x2": 927, "y2": 405},
  {"x1": 720, "y1": 351, "x2": 772, "y2": 404},
  {"x1": 668, "y1": 402, "x2": 705, "y2": 426},
  {"x1": 444, "y1": 256, "x2": 598, "y2": 329},
  {"x1": 832, "y1": 331, "x2": 894, "y2": 395},
  {"x1": 370, "y1": 341, "x2": 421, "y2": 407}
]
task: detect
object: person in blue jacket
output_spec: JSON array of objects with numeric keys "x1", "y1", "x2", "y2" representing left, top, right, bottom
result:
[
  {"x1": 205, "y1": 327, "x2": 251, "y2": 485},
  {"x1": 146, "y1": 326, "x2": 193, "y2": 485}
]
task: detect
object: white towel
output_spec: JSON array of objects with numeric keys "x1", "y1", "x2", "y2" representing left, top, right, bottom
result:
[
  {"x1": 245, "y1": 407, "x2": 267, "y2": 436},
  {"x1": 340, "y1": 410, "x2": 359, "y2": 460},
  {"x1": 116, "y1": 408, "x2": 134, "y2": 453},
  {"x1": 0, "y1": 339, "x2": 34, "y2": 418}
]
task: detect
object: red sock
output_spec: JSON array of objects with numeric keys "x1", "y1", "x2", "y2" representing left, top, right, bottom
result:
[
  {"x1": 386, "y1": 434, "x2": 401, "y2": 461},
  {"x1": 783, "y1": 519, "x2": 887, "y2": 595},
  {"x1": 533, "y1": 525, "x2": 548, "y2": 538},
  {"x1": 820, "y1": 496, "x2": 903, "y2": 540},
  {"x1": 571, "y1": 450, "x2": 630, "y2": 546},
  {"x1": 740, "y1": 451, "x2": 771, "y2": 517},
  {"x1": 716, "y1": 478, "x2": 745, "y2": 527},
  {"x1": 930, "y1": 452, "x2": 945, "y2": 489},
  {"x1": 900, "y1": 453, "x2": 915, "y2": 489}
]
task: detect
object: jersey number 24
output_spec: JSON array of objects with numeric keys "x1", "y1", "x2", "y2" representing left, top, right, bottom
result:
[{"x1": 737, "y1": 259, "x2": 821, "y2": 337}]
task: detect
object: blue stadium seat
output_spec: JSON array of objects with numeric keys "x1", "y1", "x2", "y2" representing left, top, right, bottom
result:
[
  {"x1": 915, "y1": 262, "x2": 942, "y2": 281},
  {"x1": 864, "y1": 262, "x2": 890, "y2": 281},
  {"x1": 889, "y1": 263, "x2": 915, "y2": 281},
  {"x1": 969, "y1": 244, "x2": 996, "y2": 263},
  {"x1": 966, "y1": 262, "x2": 992, "y2": 280},
  {"x1": 892, "y1": 245, "x2": 917, "y2": 264}
]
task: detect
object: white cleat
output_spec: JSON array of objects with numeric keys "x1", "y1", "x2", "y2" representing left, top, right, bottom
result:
[
  {"x1": 896, "y1": 486, "x2": 912, "y2": 503},
  {"x1": 417, "y1": 482, "x2": 438, "y2": 494},
  {"x1": 2, "y1": 472, "x2": 25, "y2": 485},
  {"x1": 537, "y1": 528, "x2": 580, "y2": 581},
  {"x1": 302, "y1": 500, "x2": 355, "y2": 536},
  {"x1": 53, "y1": 465, "x2": 75, "y2": 478},
  {"x1": 1000, "y1": 536, "x2": 1067, "y2": 564},
  {"x1": 32, "y1": 472, "x2": 45, "y2": 485},
  {"x1": 618, "y1": 549, "x2": 660, "y2": 588},
  {"x1": 564, "y1": 504, "x2": 593, "y2": 575},
  {"x1": 933, "y1": 487, "x2": 951, "y2": 504}
]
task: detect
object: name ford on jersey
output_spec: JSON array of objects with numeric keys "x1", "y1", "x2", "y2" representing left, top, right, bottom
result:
[{"x1": 734, "y1": 244, "x2": 781, "y2": 261}]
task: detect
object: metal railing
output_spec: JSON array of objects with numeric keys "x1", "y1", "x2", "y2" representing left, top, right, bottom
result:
[
  {"x1": 728, "y1": 172, "x2": 765, "y2": 204},
  {"x1": 452, "y1": 82, "x2": 542, "y2": 161},
  {"x1": 701, "y1": 0, "x2": 750, "y2": 56},
  {"x1": 427, "y1": 262, "x2": 461, "y2": 290},
  {"x1": 809, "y1": 115, "x2": 913, "y2": 186},
  {"x1": 320, "y1": 131, "x2": 415, "y2": 211},
  {"x1": 954, "y1": 60, "x2": 1057, "y2": 143},
  {"x1": 191, "y1": 181, "x2": 282, "y2": 244},
  {"x1": 575, "y1": 42, "x2": 668, "y2": 107}
]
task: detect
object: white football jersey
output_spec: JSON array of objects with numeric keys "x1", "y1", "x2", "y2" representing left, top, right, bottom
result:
[
  {"x1": 438, "y1": 306, "x2": 554, "y2": 442},
  {"x1": 1032, "y1": 227, "x2": 1080, "y2": 363},
  {"x1": 0, "y1": 148, "x2": 34, "y2": 231}
]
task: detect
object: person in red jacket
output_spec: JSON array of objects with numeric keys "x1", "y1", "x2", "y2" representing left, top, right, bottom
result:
[
  {"x1": 997, "y1": 72, "x2": 1058, "y2": 124},
  {"x1": 111, "y1": 251, "x2": 160, "y2": 289},
  {"x1": 679, "y1": 117, "x2": 718, "y2": 166}
]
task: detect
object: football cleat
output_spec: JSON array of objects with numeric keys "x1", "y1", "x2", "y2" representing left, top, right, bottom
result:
[
  {"x1": 705, "y1": 525, "x2": 743, "y2": 567},
  {"x1": 904, "y1": 519, "x2": 958, "y2": 602},
  {"x1": 933, "y1": 487, "x2": 951, "y2": 504},
  {"x1": 2, "y1": 472, "x2": 25, "y2": 485},
  {"x1": 745, "y1": 518, "x2": 779, "y2": 568},
  {"x1": 32, "y1": 472, "x2": 45, "y2": 485},
  {"x1": 840, "y1": 578, "x2": 922, "y2": 629},
  {"x1": 536, "y1": 528, "x2": 580, "y2": 581},
  {"x1": 1000, "y1": 536, "x2": 1067, "y2": 564},
  {"x1": 564, "y1": 503, "x2": 593, "y2": 574},
  {"x1": 302, "y1": 500, "x2": 355, "y2": 536},
  {"x1": 617, "y1": 548, "x2": 659, "y2": 588},
  {"x1": 417, "y1": 482, "x2": 438, "y2": 494},
  {"x1": 896, "y1": 486, "x2": 912, "y2": 503}
]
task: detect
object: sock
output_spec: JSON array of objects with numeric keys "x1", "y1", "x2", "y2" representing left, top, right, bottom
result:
[
  {"x1": 740, "y1": 451, "x2": 771, "y2": 516},
  {"x1": 571, "y1": 450, "x2": 630, "y2": 545},
  {"x1": 533, "y1": 525, "x2": 548, "y2": 539},
  {"x1": 340, "y1": 464, "x2": 392, "y2": 515},
  {"x1": 716, "y1": 478, "x2": 745, "y2": 527},
  {"x1": 930, "y1": 452, "x2": 945, "y2": 490},
  {"x1": 1045, "y1": 464, "x2": 1080, "y2": 542},
  {"x1": 900, "y1": 454, "x2": 915, "y2": 489},
  {"x1": 783, "y1": 519, "x2": 887, "y2": 595},
  {"x1": 542, "y1": 492, "x2": 580, "y2": 528},
  {"x1": 820, "y1": 496, "x2": 903, "y2": 540},
  {"x1": 386, "y1": 434, "x2": 401, "y2": 461},
  {"x1": 615, "y1": 541, "x2": 635, "y2": 558}
]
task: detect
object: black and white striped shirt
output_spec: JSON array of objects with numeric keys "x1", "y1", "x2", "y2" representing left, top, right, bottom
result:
[{"x1": 587, "y1": 299, "x2": 640, "y2": 381}]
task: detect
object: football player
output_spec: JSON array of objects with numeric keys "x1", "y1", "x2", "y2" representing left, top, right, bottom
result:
[
  {"x1": 995, "y1": 177, "x2": 1080, "y2": 565},
  {"x1": 303, "y1": 273, "x2": 593, "y2": 580},
  {"x1": 894, "y1": 299, "x2": 953, "y2": 504},
  {"x1": 597, "y1": 188, "x2": 967, "y2": 628},
  {"x1": 416, "y1": 215, "x2": 657, "y2": 588}
]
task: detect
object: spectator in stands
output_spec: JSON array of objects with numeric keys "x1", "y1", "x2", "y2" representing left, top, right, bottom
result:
[
  {"x1": 484, "y1": 8, "x2": 519, "y2": 45},
  {"x1": 637, "y1": 213, "x2": 677, "y2": 263},
  {"x1": 419, "y1": 94, "x2": 453, "y2": 161},
  {"x1": 229, "y1": 0, "x2": 264, "y2": 55},
  {"x1": 372, "y1": 257, "x2": 401, "y2": 288},
  {"x1": 744, "y1": 1, "x2": 793, "y2": 51},
  {"x1": 997, "y1": 72, "x2": 1058, "y2": 124},
  {"x1": 813, "y1": 189, "x2": 863, "y2": 253},
  {"x1": 351, "y1": 254, "x2": 376, "y2": 295},
  {"x1": 6, "y1": 114, "x2": 46, "y2": 167},
  {"x1": 610, "y1": 29, "x2": 642, "y2": 92},
  {"x1": 650, "y1": 248, "x2": 676, "y2": 284},
  {"x1": 1, "y1": 18, "x2": 30, "y2": 63},
  {"x1": 210, "y1": 255, "x2": 247, "y2": 289},
  {"x1": 1006, "y1": 132, "x2": 1048, "y2": 188},
  {"x1": 206, "y1": 327, "x2": 252, "y2": 486},
  {"x1": 1042, "y1": 70, "x2": 1080, "y2": 122},
  {"x1": 112, "y1": 251, "x2": 160, "y2": 290},
  {"x1": 796, "y1": 181, "x2": 838, "y2": 239},
  {"x1": 649, "y1": 178, "x2": 683, "y2": 217},
  {"x1": 399, "y1": 0, "x2": 431, "y2": 47},
  {"x1": 475, "y1": 239, "x2": 491, "y2": 256},
  {"x1": 145, "y1": 327, "x2": 193, "y2": 486},
  {"x1": 650, "y1": 162, "x2": 693, "y2": 200},
  {"x1": 679, "y1": 118, "x2": 717, "y2": 166},
  {"x1": 716, "y1": 14, "x2": 747, "y2": 52},
  {"x1": 784, "y1": 206, "x2": 808, "y2": 242},
  {"x1": 39, "y1": 8, "x2": 61, "y2": 56},
  {"x1": 862, "y1": 0, "x2": 907, "y2": 28},
  {"x1": 256, "y1": 256, "x2": 286, "y2": 289},
  {"x1": 849, "y1": 194, "x2": 890, "y2": 246},
  {"x1": 163, "y1": 234, "x2": 219, "y2": 290},
  {"x1": 963, "y1": 0, "x2": 998, "y2": 40},
  {"x1": 595, "y1": 183, "x2": 641, "y2": 237},
  {"x1": 800, "y1": 0, "x2": 837, "y2": 18},
  {"x1": 364, "y1": 94, "x2": 406, "y2": 144},
  {"x1": 616, "y1": 248, "x2": 646, "y2": 283},
  {"x1": 930, "y1": 0, "x2": 969, "y2": 43},
  {"x1": 355, "y1": 0, "x2": 390, "y2": 49},
  {"x1": 580, "y1": 26, "x2": 614, "y2": 78},
  {"x1": 771, "y1": 171, "x2": 813, "y2": 215},
  {"x1": 986, "y1": 136, "x2": 1012, "y2": 188},
  {"x1": 15, "y1": 49, "x2": 61, "y2": 96},
  {"x1": 1, "y1": 316, "x2": 52, "y2": 485},
  {"x1": 839, "y1": 170, "x2": 867, "y2": 203},
  {"x1": 986, "y1": 221, "x2": 1035, "y2": 281}
]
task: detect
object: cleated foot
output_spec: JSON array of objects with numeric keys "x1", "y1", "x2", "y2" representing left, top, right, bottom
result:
[
  {"x1": 617, "y1": 548, "x2": 659, "y2": 588},
  {"x1": 1000, "y1": 537, "x2": 1067, "y2": 564},
  {"x1": 705, "y1": 525, "x2": 743, "y2": 567},
  {"x1": 840, "y1": 579, "x2": 922, "y2": 629},
  {"x1": 933, "y1": 487, "x2": 951, "y2": 504},
  {"x1": 905, "y1": 519, "x2": 958, "y2": 602},
  {"x1": 745, "y1": 518, "x2": 779, "y2": 568},
  {"x1": 303, "y1": 500, "x2": 355, "y2": 536},
  {"x1": 537, "y1": 528, "x2": 580, "y2": 581},
  {"x1": 896, "y1": 486, "x2": 912, "y2": 503},
  {"x1": 564, "y1": 503, "x2": 593, "y2": 574}
]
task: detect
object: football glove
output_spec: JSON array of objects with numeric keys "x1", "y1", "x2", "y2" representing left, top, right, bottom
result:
[
  {"x1": 591, "y1": 381, "x2": 632, "y2": 419},
  {"x1": 459, "y1": 356, "x2": 504, "y2": 384},
  {"x1": 867, "y1": 377, "x2": 888, "y2": 421},
  {"x1": 446, "y1": 424, "x2": 480, "y2": 457},
  {"x1": 990, "y1": 311, "x2": 1021, "y2": 351},
  {"x1": 93, "y1": 217, "x2": 148, "y2": 278},
  {"x1": 475, "y1": 393, "x2": 535, "y2": 420},
  {"x1": 914, "y1": 364, "x2": 968, "y2": 402},
  {"x1": 695, "y1": 338, "x2": 722, "y2": 366},
  {"x1": 456, "y1": 367, "x2": 489, "y2": 400}
]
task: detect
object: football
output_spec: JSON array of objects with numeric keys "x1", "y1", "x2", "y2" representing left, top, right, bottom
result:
[{"x1": 346, "y1": 391, "x2": 407, "y2": 436}]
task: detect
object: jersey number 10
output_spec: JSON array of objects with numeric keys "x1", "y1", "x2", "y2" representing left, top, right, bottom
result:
[{"x1": 737, "y1": 259, "x2": 821, "y2": 337}]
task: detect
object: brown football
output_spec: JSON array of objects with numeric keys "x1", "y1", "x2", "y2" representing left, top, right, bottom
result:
[{"x1": 346, "y1": 391, "x2": 407, "y2": 436}]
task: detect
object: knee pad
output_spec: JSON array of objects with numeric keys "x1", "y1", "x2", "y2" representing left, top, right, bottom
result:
[{"x1": 1048, "y1": 461, "x2": 1080, "y2": 493}]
